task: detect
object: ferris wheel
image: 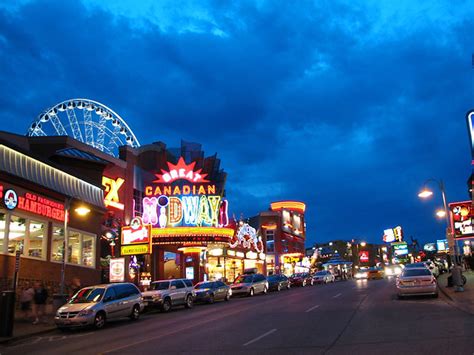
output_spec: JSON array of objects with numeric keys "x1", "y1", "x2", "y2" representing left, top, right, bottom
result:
[{"x1": 27, "y1": 98, "x2": 140, "y2": 157}]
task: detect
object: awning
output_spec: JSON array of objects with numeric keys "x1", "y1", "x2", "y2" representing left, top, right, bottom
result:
[{"x1": 0, "y1": 144, "x2": 104, "y2": 208}]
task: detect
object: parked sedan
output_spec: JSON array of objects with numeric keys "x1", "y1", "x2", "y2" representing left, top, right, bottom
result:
[
  {"x1": 289, "y1": 273, "x2": 313, "y2": 287},
  {"x1": 267, "y1": 274, "x2": 291, "y2": 291},
  {"x1": 313, "y1": 270, "x2": 335, "y2": 284},
  {"x1": 194, "y1": 281, "x2": 231, "y2": 303},
  {"x1": 396, "y1": 267, "x2": 438, "y2": 299},
  {"x1": 231, "y1": 273, "x2": 268, "y2": 296}
]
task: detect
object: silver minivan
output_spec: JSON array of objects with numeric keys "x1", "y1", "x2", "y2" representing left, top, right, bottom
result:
[
  {"x1": 230, "y1": 273, "x2": 268, "y2": 296},
  {"x1": 55, "y1": 283, "x2": 144, "y2": 330}
]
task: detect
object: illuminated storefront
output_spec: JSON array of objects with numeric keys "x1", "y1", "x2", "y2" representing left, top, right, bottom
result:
[{"x1": 0, "y1": 136, "x2": 106, "y2": 292}]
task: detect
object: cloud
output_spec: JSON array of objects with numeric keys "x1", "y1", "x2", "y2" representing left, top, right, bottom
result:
[{"x1": 0, "y1": 0, "x2": 472, "y2": 245}]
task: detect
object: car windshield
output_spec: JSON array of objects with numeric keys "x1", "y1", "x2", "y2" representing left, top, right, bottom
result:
[
  {"x1": 195, "y1": 282, "x2": 214, "y2": 289},
  {"x1": 151, "y1": 281, "x2": 170, "y2": 290},
  {"x1": 267, "y1": 275, "x2": 279, "y2": 281},
  {"x1": 234, "y1": 275, "x2": 253, "y2": 283},
  {"x1": 403, "y1": 268, "x2": 431, "y2": 277},
  {"x1": 315, "y1": 271, "x2": 326, "y2": 276},
  {"x1": 69, "y1": 287, "x2": 104, "y2": 304}
]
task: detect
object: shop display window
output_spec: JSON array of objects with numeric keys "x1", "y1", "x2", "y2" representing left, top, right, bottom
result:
[
  {"x1": 51, "y1": 226, "x2": 64, "y2": 262},
  {"x1": 0, "y1": 211, "x2": 5, "y2": 253},
  {"x1": 82, "y1": 234, "x2": 95, "y2": 267},
  {"x1": 8, "y1": 215, "x2": 26, "y2": 254},
  {"x1": 68, "y1": 231, "x2": 81, "y2": 264},
  {"x1": 28, "y1": 220, "x2": 46, "y2": 258}
]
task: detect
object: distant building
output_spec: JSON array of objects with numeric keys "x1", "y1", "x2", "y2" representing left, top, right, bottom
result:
[{"x1": 250, "y1": 201, "x2": 306, "y2": 275}]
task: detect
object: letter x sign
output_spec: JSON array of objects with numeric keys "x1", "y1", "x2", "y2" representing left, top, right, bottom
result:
[{"x1": 102, "y1": 177, "x2": 125, "y2": 210}]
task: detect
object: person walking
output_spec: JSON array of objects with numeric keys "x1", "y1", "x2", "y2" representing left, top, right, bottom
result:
[
  {"x1": 32, "y1": 281, "x2": 48, "y2": 324},
  {"x1": 20, "y1": 282, "x2": 34, "y2": 320}
]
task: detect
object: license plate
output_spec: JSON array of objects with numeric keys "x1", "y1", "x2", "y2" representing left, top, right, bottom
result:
[{"x1": 404, "y1": 282, "x2": 414, "y2": 286}]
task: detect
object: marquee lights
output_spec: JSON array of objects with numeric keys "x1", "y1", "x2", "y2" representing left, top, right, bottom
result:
[
  {"x1": 270, "y1": 201, "x2": 306, "y2": 213},
  {"x1": 152, "y1": 226, "x2": 235, "y2": 238},
  {"x1": 178, "y1": 246, "x2": 206, "y2": 253},
  {"x1": 153, "y1": 157, "x2": 210, "y2": 184}
]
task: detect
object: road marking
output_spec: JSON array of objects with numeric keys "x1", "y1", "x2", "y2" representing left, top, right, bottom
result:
[
  {"x1": 333, "y1": 293, "x2": 342, "y2": 298},
  {"x1": 305, "y1": 304, "x2": 320, "y2": 313},
  {"x1": 243, "y1": 328, "x2": 277, "y2": 346}
]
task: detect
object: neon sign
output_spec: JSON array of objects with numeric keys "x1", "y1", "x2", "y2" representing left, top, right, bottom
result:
[
  {"x1": 230, "y1": 223, "x2": 264, "y2": 253},
  {"x1": 17, "y1": 192, "x2": 65, "y2": 221},
  {"x1": 103, "y1": 176, "x2": 125, "y2": 210},
  {"x1": 121, "y1": 217, "x2": 151, "y2": 245},
  {"x1": 143, "y1": 158, "x2": 228, "y2": 228},
  {"x1": 153, "y1": 157, "x2": 209, "y2": 183},
  {"x1": 359, "y1": 251, "x2": 369, "y2": 262}
]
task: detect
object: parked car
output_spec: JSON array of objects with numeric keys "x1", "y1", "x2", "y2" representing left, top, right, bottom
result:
[
  {"x1": 396, "y1": 267, "x2": 438, "y2": 299},
  {"x1": 142, "y1": 278, "x2": 195, "y2": 312},
  {"x1": 289, "y1": 273, "x2": 313, "y2": 287},
  {"x1": 355, "y1": 267, "x2": 369, "y2": 279},
  {"x1": 230, "y1": 273, "x2": 268, "y2": 296},
  {"x1": 55, "y1": 283, "x2": 144, "y2": 330},
  {"x1": 194, "y1": 281, "x2": 231, "y2": 303},
  {"x1": 267, "y1": 274, "x2": 291, "y2": 291},
  {"x1": 313, "y1": 270, "x2": 335, "y2": 284}
]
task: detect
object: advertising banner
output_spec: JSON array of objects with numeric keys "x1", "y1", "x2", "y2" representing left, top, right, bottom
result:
[
  {"x1": 110, "y1": 258, "x2": 125, "y2": 282},
  {"x1": 449, "y1": 201, "x2": 473, "y2": 238}
]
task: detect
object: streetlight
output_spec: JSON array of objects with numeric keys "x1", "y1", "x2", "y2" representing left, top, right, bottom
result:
[
  {"x1": 360, "y1": 241, "x2": 367, "y2": 247},
  {"x1": 418, "y1": 179, "x2": 463, "y2": 290}
]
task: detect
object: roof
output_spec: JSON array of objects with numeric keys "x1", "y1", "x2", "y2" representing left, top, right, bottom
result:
[
  {"x1": 55, "y1": 148, "x2": 110, "y2": 164},
  {"x1": 0, "y1": 144, "x2": 104, "y2": 208}
]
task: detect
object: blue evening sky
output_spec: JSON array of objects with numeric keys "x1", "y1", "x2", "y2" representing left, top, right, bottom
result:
[{"x1": 0, "y1": 0, "x2": 473, "y2": 246}]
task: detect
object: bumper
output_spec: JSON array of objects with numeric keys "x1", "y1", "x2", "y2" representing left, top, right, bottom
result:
[
  {"x1": 397, "y1": 284, "x2": 437, "y2": 296},
  {"x1": 194, "y1": 293, "x2": 211, "y2": 302},
  {"x1": 230, "y1": 287, "x2": 249, "y2": 296},
  {"x1": 143, "y1": 298, "x2": 163, "y2": 307},
  {"x1": 55, "y1": 315, "x2": 95, "y2": 328}
]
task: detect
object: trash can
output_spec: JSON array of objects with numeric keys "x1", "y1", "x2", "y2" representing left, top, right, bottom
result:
[
  {"x1": 0, "y1": 291, "x2": 16, "y2": 337},
  {"x1": 52, "y1": 294, "x2": 68, "y2": 312}
]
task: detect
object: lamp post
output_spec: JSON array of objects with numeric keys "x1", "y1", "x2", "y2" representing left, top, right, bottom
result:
[{"x1": 418, "y1": 179, "x2": 463, "y2": 290}]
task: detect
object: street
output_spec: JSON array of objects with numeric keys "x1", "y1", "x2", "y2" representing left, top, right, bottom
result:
[{"x1": 1, "y1": 278, "x2": 473, "y2": 355}]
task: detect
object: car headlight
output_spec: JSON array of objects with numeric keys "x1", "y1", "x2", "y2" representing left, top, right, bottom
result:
[{"x1": 77, "y1": 309, "x2": 94, "y2": 317}]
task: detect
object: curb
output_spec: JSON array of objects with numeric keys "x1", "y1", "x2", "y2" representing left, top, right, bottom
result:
[
  {"x1": 438, "y1": 284, "x2": 474, "y2": 316},
  {"x1": 0, "y1": 326, "x2": 57, "y2": 345}
]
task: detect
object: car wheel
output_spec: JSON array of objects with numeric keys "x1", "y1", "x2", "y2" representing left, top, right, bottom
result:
[
  {"x1": 248, "y1": 288, "x2": 254, "y2": 297},
  {"x1": 161, "y1": 298, "x2": 172, "y2": 312},
  {"x1": 94, "y1": 312, "x2": 106, "y2": 330},
  {"x1": 208, "y1": 294, "x2": 215, "y2": 304},
  {"x1": 277, "y1": 284, "x2": 281, "y2": 292},
  {"x1": 130, "y1": 305, "x2": 140, "y2": 321},
  {"x1": 185, "y1": 295, "x2": 194, "y2": 309}
]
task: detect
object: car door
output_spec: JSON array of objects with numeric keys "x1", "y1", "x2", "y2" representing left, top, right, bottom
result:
[
  {"x1": 103, "y1": 287, "x2": 122, "y2": 319},
  {"x1": 115, "y1": 284, "x2": 133, "y2": 317},
  {"x1": 171, "y1": 280, "x2": 186, "y2": 304},
  {"x1": 216, "y1": 281, "x2": 226, "y2": 300}
]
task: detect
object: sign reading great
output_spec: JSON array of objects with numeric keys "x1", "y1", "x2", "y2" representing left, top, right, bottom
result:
[{"x1": 143, "y1": 157, "x2": 229, "y2": 229}]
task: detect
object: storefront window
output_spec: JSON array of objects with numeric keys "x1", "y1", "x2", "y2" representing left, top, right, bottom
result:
[
  {"x1": 28, "y1": 220, "x2": 46, "y2": 258},
  {"x1": 51, "y1": 226, "x2": 64, "y2": 262},
  {"x1": 267, "y1": 240, "x2": 275, "y2": 253},
  {"x1": 8, "y1": 215, "x2": 26, "y2": 254},
  {"x1": 82, "y1": 234, "x2": 95, "y2": 267},
  {"x1": 266, "y1": 230, "x2": 274, "y2": 241},
  {"x1": 0, "y1": 211, "x2": 5, "y2": 253},
  {"x1": 68, "y1": 231, "x2": 81, "y2": 264}
]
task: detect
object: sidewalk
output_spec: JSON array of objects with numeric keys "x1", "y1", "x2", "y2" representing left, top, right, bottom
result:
[
  {"x1": 0, "y1": 305, "x2": 56, "y2": 344},
  {"x1": 438, "y1": 270, "x2": 474, "y2": 315}
]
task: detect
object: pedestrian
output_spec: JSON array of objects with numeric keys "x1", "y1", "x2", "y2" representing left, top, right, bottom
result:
[
  {"x1": 32, "y1": 281, "x2": 48, "y2": 325},
  {"x1": 20, "y1": 282, "x2": 34, "y2": 320}
]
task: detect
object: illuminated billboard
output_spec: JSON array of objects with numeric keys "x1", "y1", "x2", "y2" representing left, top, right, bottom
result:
[
  {"x1": 392, "y1": 242, "x2": 408, "y2": 256},
  {"x1": 143, "y1": 157, "x2": 229, "y2": 228},
  {"x1": 449, "y1": 201, "x2": 473, "y2": 238},
  {"x1": 437, "y1": 239, "x2": 449, "y2": 252},
  {"x1": 383, "y1": 226, "x2": 403, "y2": 243}
]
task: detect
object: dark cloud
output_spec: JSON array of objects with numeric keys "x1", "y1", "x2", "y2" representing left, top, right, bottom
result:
[{"x1": 0, "y1": 0, "x2": 472, "y2": 245}]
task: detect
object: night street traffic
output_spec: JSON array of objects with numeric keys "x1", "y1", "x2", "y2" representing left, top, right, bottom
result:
[{"x1": 2, "y1": 279, "x2": 473, "y2": 354}]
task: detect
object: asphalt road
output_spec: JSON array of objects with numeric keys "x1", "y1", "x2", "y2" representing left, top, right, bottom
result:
[{"x1": 1, "y1": 278, "x2": 473, "y2": 354}]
